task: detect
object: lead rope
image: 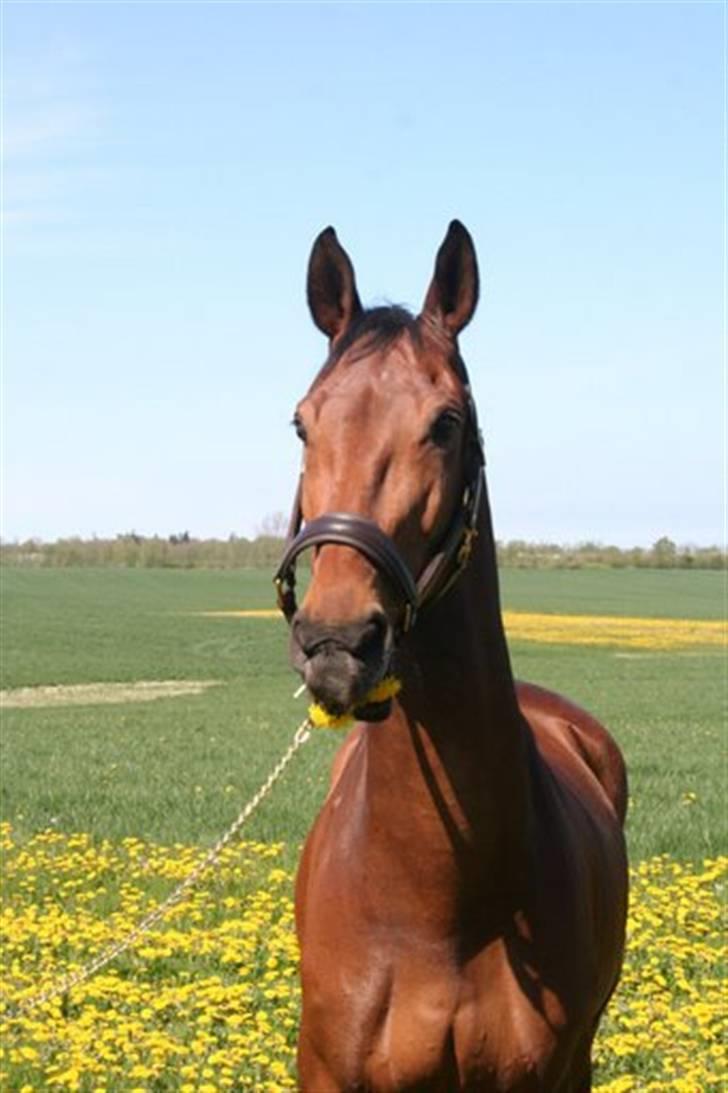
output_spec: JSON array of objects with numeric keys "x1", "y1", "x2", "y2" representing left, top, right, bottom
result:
[{"x1": 6, "y1": 717, "x2": 313, "y2": 1018}]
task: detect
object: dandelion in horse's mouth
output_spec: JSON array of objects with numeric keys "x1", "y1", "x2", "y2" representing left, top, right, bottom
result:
[{"x1": 307, "y1": 674, "x2": 402, "y2": 729}]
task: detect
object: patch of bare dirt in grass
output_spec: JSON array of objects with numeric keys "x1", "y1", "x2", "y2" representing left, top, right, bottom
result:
[
  {"x1": 0, "y1": 680, "x2": 223, "y2": 709},
  {"x1": 196, "y1": 609, "x2": 281, "y2": 618}
]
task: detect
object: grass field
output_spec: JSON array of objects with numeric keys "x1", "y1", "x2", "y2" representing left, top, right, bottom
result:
[
  {"x1": 1, "y1": 566, "x2": 722, "y2": 857},
  {"x1": 0, "y1": 566, "x2": 724, "y2": 1090}
]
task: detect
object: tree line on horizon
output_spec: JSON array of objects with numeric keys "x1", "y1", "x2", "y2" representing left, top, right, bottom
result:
[{"x1": 0, "y1": 532, "x2": 723, "y2": 570}]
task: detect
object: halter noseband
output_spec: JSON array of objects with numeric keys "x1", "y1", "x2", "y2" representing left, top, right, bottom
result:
[{"x1": 273, "y1": 377, "x2": 485, "y2": 635}]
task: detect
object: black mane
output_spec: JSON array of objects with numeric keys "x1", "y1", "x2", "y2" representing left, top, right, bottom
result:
[
  {"x1": 328, "y1": 306, "x2": 420, "y2": 365},
  {"x1": 313, "y1": 304, "x2": 468, "y2": 387},
  {"x1": 308, "y1": 306, "x2": 420, "y2": 390}
]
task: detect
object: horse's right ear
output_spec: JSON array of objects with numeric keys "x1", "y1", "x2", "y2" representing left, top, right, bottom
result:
[{"x1": 306, "y1": 227, "x2": 363, "y2": 341}]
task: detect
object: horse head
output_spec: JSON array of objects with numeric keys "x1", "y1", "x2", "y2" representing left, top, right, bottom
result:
[{"x1": 278, "y1": 221, "x2": 484, "y2": 718}]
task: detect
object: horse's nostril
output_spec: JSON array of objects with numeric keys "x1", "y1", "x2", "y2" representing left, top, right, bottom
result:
[
  {"x1": 292, "y1": 615, "x2": 324, "y2": 659},
  {"x1": 293, "y1": 611, "x2": 389, "y2": 662},
  {"x1": 353, "y1": 613, "x2": 387, "y2": 661}
]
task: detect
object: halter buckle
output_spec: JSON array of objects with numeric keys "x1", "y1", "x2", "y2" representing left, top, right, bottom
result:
[
  {"x1": 457, "y1": 525, "x2": 478, "y2": 567},
  {"x1": 274, "y1": 573, "x2": 297, "y2": 621},
  {"x1": 274, "y1": 576, "x2": 286, "y2": 612}
]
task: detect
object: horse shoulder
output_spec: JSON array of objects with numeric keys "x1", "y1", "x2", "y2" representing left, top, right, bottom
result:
[
  {"x1": 515, "y1": 680, "x2": 628, "y2": 827},
  {"x1": 295, "y1": 724, "x2": 369, "y2": 942},
  {"x1": 513, "y1": 680, "x2": 629, "y2": 1018}
]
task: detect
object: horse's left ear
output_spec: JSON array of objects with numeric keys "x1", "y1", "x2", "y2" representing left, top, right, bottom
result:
[
  {"x1": 307, "y1": 226, "x2": 363, "y2": 341},
  {"x1": 421, "y1": 220, "x2": 479, "y2": 336}
]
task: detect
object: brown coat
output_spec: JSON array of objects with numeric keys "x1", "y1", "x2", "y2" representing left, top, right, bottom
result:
[{"x1": 285, "y1": 222, "x2": 628, "y2": 1092}]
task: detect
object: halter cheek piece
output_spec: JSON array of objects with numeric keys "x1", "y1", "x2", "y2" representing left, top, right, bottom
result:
[{"x1": 274, "y1": 378, "x2": 485, "y2": 635}]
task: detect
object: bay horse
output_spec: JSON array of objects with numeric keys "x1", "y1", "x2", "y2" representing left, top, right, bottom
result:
[{"x1": 275, "y1": 222, "x2": 628, "y2": 1092}]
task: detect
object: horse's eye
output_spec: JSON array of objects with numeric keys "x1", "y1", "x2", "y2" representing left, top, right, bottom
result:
[
  {"x1": 428, "y1": 410, "x2": 462, "y2": 448},
  {"x1": 292, "y1": 413, "x2": 308, "y2": 444}
]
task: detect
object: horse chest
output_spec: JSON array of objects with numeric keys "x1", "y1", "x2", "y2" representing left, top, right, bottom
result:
[
  {"x1": 296, "y1": 745, "x2": 592, "y2": 1090},
  {"x1": 298, "y1": 928, "x2": 569, "y2": 1092}
]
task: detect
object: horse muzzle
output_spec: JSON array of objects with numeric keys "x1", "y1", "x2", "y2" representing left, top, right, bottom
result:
[{"x1": 290, "y1": 609, "x2": 393, "y2": 717}]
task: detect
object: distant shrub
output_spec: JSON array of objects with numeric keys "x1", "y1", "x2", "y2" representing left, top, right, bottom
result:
[
  {"x1": 494, "y1": 538, "x2": 725, "y2": 570},
  {"x1": 0, "y1": 533, "x2": 724, "y2": 570},
  {"x1": 0, "y1": 533, "x2": 286, "y2": 570}
]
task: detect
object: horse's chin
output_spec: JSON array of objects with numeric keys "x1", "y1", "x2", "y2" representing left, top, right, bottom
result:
[{"x1": 300, "y1": 648, "x2": 388, "y2": 719}]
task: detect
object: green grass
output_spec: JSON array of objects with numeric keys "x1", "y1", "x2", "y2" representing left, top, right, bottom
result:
[
  {"x1": 0, "y1": 566, "x2": 723, "y2": 863},
  {"x1": 499, "y1": 566, "x2": 724, "y2": 619},
  {"x1": 0, "y1": 567, "x2": 283, "y2": 688}
]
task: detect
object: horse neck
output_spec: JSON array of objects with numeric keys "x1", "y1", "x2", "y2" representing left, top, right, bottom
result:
[
  {"x1": 362, "y1": 484, "x2": 532, "y2": 904},
  {"x1": 409, "y1": 479, "x2": 521, "y2": 729}
]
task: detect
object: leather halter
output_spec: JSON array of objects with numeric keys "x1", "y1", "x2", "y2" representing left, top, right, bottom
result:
[{"x1": 274, "y1": 371, "x2": 485, "y2": 635}]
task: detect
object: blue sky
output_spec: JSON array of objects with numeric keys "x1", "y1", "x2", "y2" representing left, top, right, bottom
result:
[{"x1": 2, "y1": 1, "x2": 724, "y2": 546}]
